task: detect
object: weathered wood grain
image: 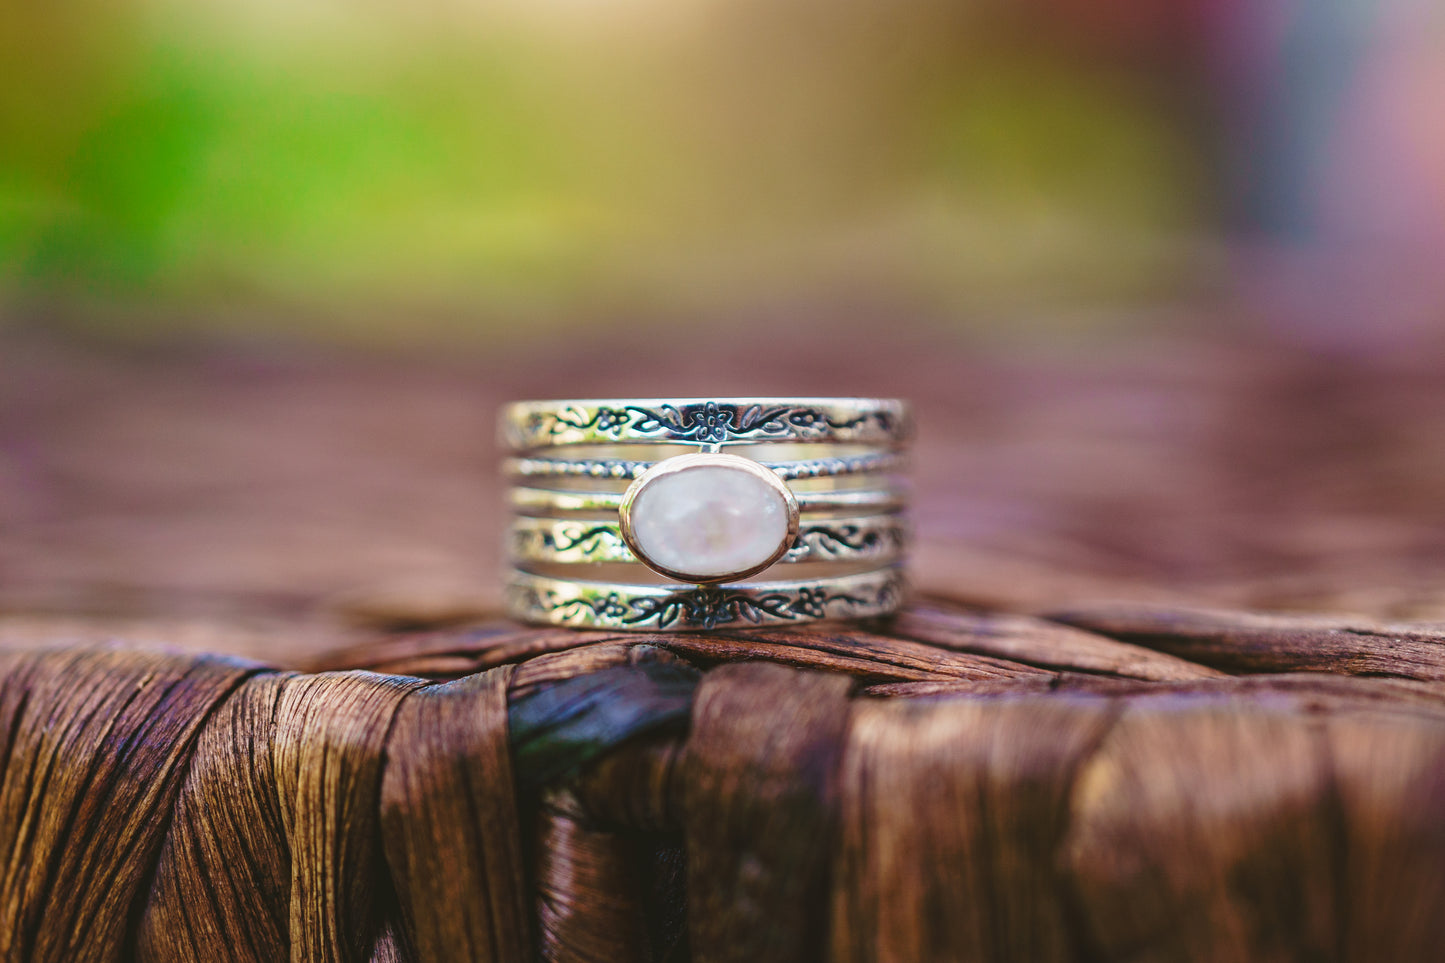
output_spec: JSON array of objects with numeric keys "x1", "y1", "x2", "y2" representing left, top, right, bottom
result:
[
  {"x1": 0, "y1": 601, "x2": 1442, "y2": 962},
  {"x1": 535, "y1": 787, "x2": 655, "y2": 963},
  {"x1": 661, "y1": 625, "x2": 1046, "y2": 684},
  {"x1": 834, "y1": 692, "x2": 1117, "y2": 963},
  {"x1": 1051, "y1": 603, "x2": 1445, "y2": 679},
  {"x1": 3, "y1": 335, "x2": 1445, "y2": 959},
  {"x1": 141, "y1": 669, "x2": 426, "y2": 963},
  {"x1": 380, "y1": 667, "x2": 529, "y2": 963},
  {"x1": 1064, "y1": 694, "x2": 1338, "y2": 963},
  {"x1": 0, "y1": 646, "x2": 257, "y2": 963},
  {"x1": 683, "y1": 664, "x2": 853, "y2": 963},
  {"x1": 895, "y1": 600, "x2": 1225, "y2": 680}
]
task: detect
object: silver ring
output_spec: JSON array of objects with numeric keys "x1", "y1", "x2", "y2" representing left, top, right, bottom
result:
[
  {"x1": 509, "y1": 513, "x2": 909, "y2": 566},
  {"x1": 500, "y1": 397, "x2": 911, "y2": 630},
  {"x1": 500, "y1": 398, "x2": 911, "y2": 450},
  {"x1": 506, "y1": 567, "x2": 906, "y2": 631},
  {"x1": 508, "y1": 484, "x2": 907, "y2": 517},
  {"x1": 505, "y1": 450, "x2": 907, "y2": 481}
]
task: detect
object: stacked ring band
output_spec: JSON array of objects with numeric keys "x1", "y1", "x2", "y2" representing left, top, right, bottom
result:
[{"x1": 500, "y1": 398, "x2": 912, "y2": 630}]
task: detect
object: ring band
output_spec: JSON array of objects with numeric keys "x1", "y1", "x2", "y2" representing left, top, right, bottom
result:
[
  {"x1": 505, "y1": 450, "x2": 907, "y2": 481},
  {"x1": 502, "y1": 398, "x2": 911, "y2": 449},
  {"x1": 509, "y1": 514, "x2": 910, "y2": 566},
  {"x1": 500, "y1": 397, "x2": 911, "y2": 630},
  {"x1": 506, "y1": 567, "x2": 906, "y2": 631},
  {"x1": 508, "y1": 485, "x2": 908, "y2": 516}
]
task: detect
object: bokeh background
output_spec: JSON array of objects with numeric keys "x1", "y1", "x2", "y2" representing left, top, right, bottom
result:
[
  {"x1": 2, "y1": 0, "x2": 1444, "y2": 655},
  {"x1": 5, "y1": 0, "x2": 1441, "y2": 341}
]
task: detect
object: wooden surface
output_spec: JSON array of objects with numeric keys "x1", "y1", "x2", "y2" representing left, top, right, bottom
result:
[
  {"x1": 1, "y1": 328, "x2": 1444, "y2": 961},
  {"x1": 4, "y1": 327, "x2": 1444, "y2": 641}
]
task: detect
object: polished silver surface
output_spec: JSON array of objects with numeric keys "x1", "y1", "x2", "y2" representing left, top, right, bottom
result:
[
  {"x1": 505, "y1": 449, "x2": 907, "y2": 481},
  {"x1": 505, "y1": 566, "x2": 905, "y2": 630},
  {"x1": 501, "y1": 398, "x2": 911, "y2": 450},
  {"x1": 500, "y1": 396, "x2": 912, "y2": 629},
  {"x1": 509, "y1": 484, "x2": 907, "y2": 516},
  {"x1": 510, "y1": 513, "x2": 908, "y2": 566}
]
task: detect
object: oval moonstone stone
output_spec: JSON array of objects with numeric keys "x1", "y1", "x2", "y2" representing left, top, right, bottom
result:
[{"x1": 627, "y1": 461, "x2": 791, "y2": 581}]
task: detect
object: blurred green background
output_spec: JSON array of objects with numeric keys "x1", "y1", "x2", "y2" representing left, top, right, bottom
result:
[
  {"x1": 1, "y1": 0, "x2": 1439, "y2": 343},
  {"x1": 0, "y1": 0, "x2": 1215, "y2": 341}
]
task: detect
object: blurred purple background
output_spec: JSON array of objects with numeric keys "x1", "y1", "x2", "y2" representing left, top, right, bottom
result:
[{"x1": 1, "y1": 0, "x2": 1439, "y2": 345}]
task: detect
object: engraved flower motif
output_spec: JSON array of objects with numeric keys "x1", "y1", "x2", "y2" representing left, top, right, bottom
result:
[
  {"x1": 690, "y1": 402, "x2": 735, "y2": 444},
  {"x1": 791, "y1": 587, "x2": 830, "y2": 619},
  {"x1": 785, "y1": 407, "x2": 836, "y2": 437},
  {"x1": 592, "y1": 593, "x2": 630, "y2": 619},
  {"x1": 788, "y1": 408, "x2": 824, "y2": 428},
  {"x1": 591, "y1": 407, "x2": 627, "y2": 432},
  {"x1": 684, "y1": 586, "x2": 733, "y2": 628}
]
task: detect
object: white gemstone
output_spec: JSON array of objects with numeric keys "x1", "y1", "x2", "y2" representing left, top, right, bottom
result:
[{"x1": 627, "y1": 461, "x2": 791, "y2": 581}]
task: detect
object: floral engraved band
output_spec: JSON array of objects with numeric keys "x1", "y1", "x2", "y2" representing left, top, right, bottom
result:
[
  {"x1": 502, "y1": 399, "x2": 909, "y2": 449},
  {"x1": 500, "y1": 398, "x2": 911, "y2": 630}
]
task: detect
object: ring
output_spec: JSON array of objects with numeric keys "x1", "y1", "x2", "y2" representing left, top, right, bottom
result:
[
  {"x1": 499, "y1": 398, "x2": 912, "y2": 630},
  {"x1": 508, "y1": 514, "x2": 910, "y2": 566}
]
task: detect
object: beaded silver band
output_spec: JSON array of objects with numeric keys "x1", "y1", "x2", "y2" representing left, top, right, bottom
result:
[
  {"x1": 508, "y1": 485, "x2": 907, "y2": 517},
  {"x1": 505, "y1": 450, "x2": 907, "y2": 482},
  {"x1": 501, "y1": 397, "x2": 911, "y2": 630}
]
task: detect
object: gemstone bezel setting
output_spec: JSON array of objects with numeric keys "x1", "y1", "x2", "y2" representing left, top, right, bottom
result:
[{"x1": 618, "y1": 452, "x2": 800, "y2": 584}]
